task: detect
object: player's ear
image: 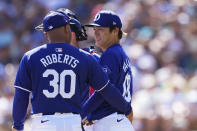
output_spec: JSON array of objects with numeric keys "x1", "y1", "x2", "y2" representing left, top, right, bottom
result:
[
  {"x1": 64, "y1": 25, "x2": 72, "y2": 43},
  {"x1": 112, "y1": 27, "x2": 119, "y2": 37},
  {"x1": 71, "y1": 32, "x2": 79, "y2": 47},
  {"x1": 64, "y1": 25, "x2": 70, "y2": 34}
]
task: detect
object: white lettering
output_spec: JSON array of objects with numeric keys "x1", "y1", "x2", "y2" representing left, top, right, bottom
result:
[
  {"x1": 123, "y1": 59, "x2": 131, "y2": 72},
  {"x1": 46, "y1": 55, "x2": 52, "y2": 64},
  {"x1": 68, "y1": 56, "x2": 75, "y2": 65},
  {"x1": 40, "y1": 58, "x2": 48, "y2": 67},
  {"x1": 58, "y1": 54, "x2": 63, "y2": 63},
  {"x1": 63, "y1": 55, "x2": 69, "y2": 64},
  {"x1": 40, "y1": 54, "x2": 79, "y2": 68},
  {"x1": 71, "y1": 60, "x2": 79, "y2": 68},
  {"x1": 52, "y1": 54, "x2": 57, "y2": 63}
]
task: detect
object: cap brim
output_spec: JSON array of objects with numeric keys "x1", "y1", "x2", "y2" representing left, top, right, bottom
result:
[
  {"x1": 35, "y1": 23, "x2": 44, "y2": 31},
  {"x1": 84, "y1": 23, "x2": 102, "y2": 27}
]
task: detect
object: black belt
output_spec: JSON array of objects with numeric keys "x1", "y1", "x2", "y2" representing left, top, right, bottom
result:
[
  {"x1": 39, "y1": 112, "x2": 78, "y2": 115},
  {"x1": 117, "y1": 112, "x2": 124, "y2": 115}
]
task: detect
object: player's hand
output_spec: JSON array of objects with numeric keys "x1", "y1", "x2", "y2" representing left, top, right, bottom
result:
[
  {"x1": 126, "y1": 110, "x2": 133, "y2": 124},
  {"x1": 81, "y1": 117, "x2": 94, "y2": 126},
  {"x1": 12, "y1": 127, "x2": 23, "y2": 131},
  {"x1": 85, "y1": 121, "x2": 94, "y2": 126},
  {"x1": 71, "y1": 32, "x2": 79, "y2": 47}
]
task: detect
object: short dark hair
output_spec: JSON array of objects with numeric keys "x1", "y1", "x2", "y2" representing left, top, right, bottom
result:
[{"x1": 109, "y1": 26, "x2": 122, "y2": 39}]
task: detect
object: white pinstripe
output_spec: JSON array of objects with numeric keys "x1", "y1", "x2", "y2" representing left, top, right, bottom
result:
[
  {"x1": 15, "y1": 85, "x2": 31, "y2": 93},
  {"x1": 96, "y1": 80, "x2": 110, "y2": 92}
]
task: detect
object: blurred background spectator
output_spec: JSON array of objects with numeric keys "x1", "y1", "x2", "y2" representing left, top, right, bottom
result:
[{"x1": 0, "y1": 0, "x2": 197, "y2": 131}]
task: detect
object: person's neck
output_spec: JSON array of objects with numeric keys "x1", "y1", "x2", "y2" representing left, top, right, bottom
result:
[
  {"x1": 49, "y1": 40, "x2": 69, "y2": 44},
  {"x1": 102, "y1": 41, "x2": 119, "y2": 51}
]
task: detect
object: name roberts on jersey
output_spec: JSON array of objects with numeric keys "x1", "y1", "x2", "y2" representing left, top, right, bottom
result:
[{"x1": 40, "y1": 53, "x2": 79, "y2": 68}]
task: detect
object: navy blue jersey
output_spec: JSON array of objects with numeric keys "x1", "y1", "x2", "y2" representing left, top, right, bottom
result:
[
  {"x1": 14, "y1": 43, "x2": 108, "y2": 114},
  {"x1": 100, "y1": 44, "x2": 132, "y2": 102},
  {"x1": 81, "y1": 48, "x2": 100, "y2": 104},
  {"x1": 87, "y1": 44, "x2": 133, "y2": 120}
]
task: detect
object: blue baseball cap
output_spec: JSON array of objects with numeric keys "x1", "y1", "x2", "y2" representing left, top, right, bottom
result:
[
  {"x1": 42, "y1": 11, "x2": 69, "y2": 32},
  {"x1": 85, "y1": 10, "x2": 122, "y2": 28}
]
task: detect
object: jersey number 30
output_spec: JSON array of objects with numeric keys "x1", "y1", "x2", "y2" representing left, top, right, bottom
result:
[{"x1": 42, "y1": 69, "x2": 76, "y2": 98}]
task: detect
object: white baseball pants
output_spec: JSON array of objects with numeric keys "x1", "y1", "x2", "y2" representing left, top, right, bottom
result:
[
  {"x1": 31, "y1": 113, "x2": 82, "y2": 131},
  {"x1": 84, "y1": 113, "x2": 135, "y2": 131}
]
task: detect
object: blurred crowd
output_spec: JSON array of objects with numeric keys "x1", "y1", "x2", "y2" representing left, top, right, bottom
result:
[{"x1": 0, "y1": 0, "x2": 197, "y2": 131}]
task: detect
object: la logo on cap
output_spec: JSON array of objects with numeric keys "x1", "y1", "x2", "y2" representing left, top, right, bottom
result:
[
  {"x1": 113, "y1": 21, "x2": 116, "y2": 25},
  {"x1": 94, "y1": 13, "x2": 100, "y2": 21},
  {"x1": 48, "y1": 26, "x2": 53, "y2": 30}
]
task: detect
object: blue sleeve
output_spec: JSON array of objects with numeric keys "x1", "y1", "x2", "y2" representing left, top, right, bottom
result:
[
  {"x1": 87, "y1": 56, "x2": 109, "y2": 91},
  {"x1": 12, "y1": 54, "x2": 31, "y2": 130},
  {"x1": 12, "y1": 88, "x2": 30, "y2": 130},
  {"x1": 98, "y1": 82, "x2": 132, "y2": 115},
  {"x1": 88, "y1": 82, "x2": 131, "y2": 116},
  {"x1": 14, "y1": 55, "x2": 32, "y2": 92},
  {"x1": 99, "y1": 51, "x2": 119, "y2": 84},
  {"x1": 81, "y1": 92, "x2": 104, "y2": 119}
]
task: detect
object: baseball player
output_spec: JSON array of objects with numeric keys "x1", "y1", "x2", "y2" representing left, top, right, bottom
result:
[
  {"x1": 82, "y1": 10, "x2": 135, "y2": 131},
  {"x1": 36, "y1": 9, "x2": 100, "y2": 125},
  {"x1": 12, "y1": 11, "x2": 133, "y2": 131},
  {"x1": 36, "y1": 8, "x2": 92, "y2": 106}
]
